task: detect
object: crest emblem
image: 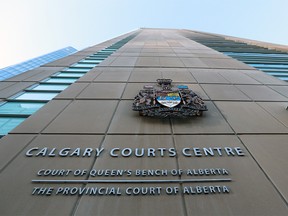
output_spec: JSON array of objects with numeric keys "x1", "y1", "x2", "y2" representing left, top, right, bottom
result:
[
  {"x1": 132, "y1": 79, "x2": 208, "y2": 118},
  {"x1": 156, "y1": 92, "x2": 181, "y2": 108}
]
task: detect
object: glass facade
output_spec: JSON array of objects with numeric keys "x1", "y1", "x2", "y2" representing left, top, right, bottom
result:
[
  {"x1": 0, "y1": 46, "x2": 77, "y2": 81},
  {"x1": 29, "y1": 84, "x2": 69, "y2": 91},
  {"x1": 188, "y1": 37, "x2": 288, "y2": 82},
  {"x1": 13, "y1": 92, "x2": 58, "y2": 101},
  {"x1": 0, "y1": 33, "x2": 139, "y2": 137},
  {"x1": 0, "y1": 118, "x2": 26, "y2": 135},
  {"x1": 53, "y1": 72, "x2": 85, "y2": 78},
  {"x1": 0, "y1": 102, "x2": 45, "y2": 115}
]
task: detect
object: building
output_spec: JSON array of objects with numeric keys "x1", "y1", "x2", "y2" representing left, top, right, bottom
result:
[
  {"x1": 0, "y1": 28, "x2": 288, "y2": 215},
  {"x1": 0, "y1": 46, "x2": 77, "y2": 81}
]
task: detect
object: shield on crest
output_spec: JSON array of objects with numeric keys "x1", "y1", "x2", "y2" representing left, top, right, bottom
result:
[{"x1": 156, "y1": 91, "x2": 181, "y2": 108}]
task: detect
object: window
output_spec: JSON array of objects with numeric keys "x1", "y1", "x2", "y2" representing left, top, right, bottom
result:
[
  {"x1": 90, "y1": 54, "x2": 110, "y2": 58},
  {"x1": 44, "y1": 77, "x2": 78, "y2": 83},
  {"x1": 29, "y1": 84, "x2": 69, "y2": 91},
  {"x1": 79, "y1": 59, "x2": 102, "y2": 64},
  {"x1": 64, "y1": 67, "x2": 91, "y2": 72},
  {"x1": 85, "y1": 57, "x2": 105, "y2": 61},
  {"x1": 249, "y1": 64, "x2": 288, "y2": 69},
  {"x1": 53, "y1": 72, "x2": 85, "y2": 78},
  {"x1": 97, "y1": 50, "x2": 113, "y2": 55},
  {"x1": 72, "y1": 63, "x2": 98, "y2": 68},
  {"x1": 0, "y1": 102, "x2": 45, "y2": 115},
  {"x1": 104, "y1": 49, "x2": 117, "y2": 51},
  {"x1": 13, "y1": 92, "x2": 58, "y2": 101},
  {"x1": 0, "y1": 117, "x2": 26, "y2": 135}
]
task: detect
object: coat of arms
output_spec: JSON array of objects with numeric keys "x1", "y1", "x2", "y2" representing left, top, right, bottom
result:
[{"x1": 132, "y1": 79, "x2": 207, "y2": 118}]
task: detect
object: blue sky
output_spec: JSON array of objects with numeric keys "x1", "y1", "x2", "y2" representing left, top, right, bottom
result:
[{"x1": 1, "y1": 0, "x2": 288, "y2": 69}]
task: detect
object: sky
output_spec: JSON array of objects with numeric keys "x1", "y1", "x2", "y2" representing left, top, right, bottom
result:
[{"x1": 1, "y1": 0, "x2": 288, "y2": 69}]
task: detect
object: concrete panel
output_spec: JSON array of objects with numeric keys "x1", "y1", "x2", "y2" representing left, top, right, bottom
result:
[
  {"x1": 114, "y1": 52, "x2": 140, "y2": 57},
  {"x1": 43, "y1": 100, "x2": 117, "y2": 134},
  {"x1": 190, "y1": 69, "x2": 230, "y2": 84},
  {"x1": 129, "y1": 71, "x2": 162, "y2": 82},
  {"x1": 55, "y1": 83, "x2": 89, "y2": 99},
  {"x1": 175, "y1": 135, "x2": 288, "y2": 216},
  {"x1": 141, "y1": 48, "x2": 157, "y2": 53},
  {"x1": 156, "y1": 48, "x2": 173, "y2": 53},
  {"x1": 269, "y1": 85, "x2": 288, "y2": 97},
  {"x1": 180, "y1": 58, "x2": 207, "y2": 67},
  {"x1": 75, "y1": 184, "x2": 184, "y2": 216},
  {"x1": 239, "y1": 135, "x2": 288, "y2": 202},
  {"x1": 0, "y1": 134, "x2": 35, "y2": 171},
  {"x1": 201, "y1": 58, "x2": 254, "y2": 69},
  {"x1": 219, "y1": 71, "x2": 261, "y2": 84},
  {"x1": 94, "y1": 71, "x2": 131, "y2": 82},
  {"x1": 136, "y1": 57, "x2": 160, "y2": 67},
  {"x1": 161, "y1": 69, "x2": 196, "y2": 83},
  {"x1": 176, "y1": 53, "x2": 230, "y2": 58},
  {"x1": 201, "y1": 84, "x2": 251, "y2": 101},
  {"x1": 159, "y1": 57, "x2": 185, "y2": 67},
  {"x1": 0, "y1": 82, "x2": 36, "y2": 99},
  {"x1": 118, "y1": 48, "x2": 142, "y2": 53},
  {"x1": 154, "y1": 52, "x2": 178, "y2": 57},
  {"x1": 0, "y1": 135, "x2": 103, "y2": 215},
  {"x1": 236, "y1": 85, "x2": 288, "y2": 101},
  {"x1": 257, "y1": 102, "x2": 288, "y2": 127},
  {"x1": 172, "y1": 101, "x2": 233, "y2": 134},
  {"x1": 0, "y1": 82, "x2": 16, "y2": 90},
  {"x1": 122, "y1": 83, "x2": 152, "y2": 99},
  {"x1": 173, "y1": 48, "x2": 192, "y2": 54},
  {"x1": 109, "y1": 57, "x2": 138, "y2": 67},
  {"x1": 215, "y1": 101, "x2": 288, "y2": 133},
  {"x1": 76, "y1": 83, "x2": 126, "y2": 99},
  {"x1": 108, "y1": 100, "x2": 171, "y2": 134}
]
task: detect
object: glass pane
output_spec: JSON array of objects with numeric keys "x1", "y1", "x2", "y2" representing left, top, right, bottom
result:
[
  {"x1": 267, "y1": 72, "x2": 288, "y2": 76},
  {"x1": 103, "y1": 49, "x2": 117, "y2": 51},
  {"x1": 44, "y1": 78, "x2": 77, "y2": 83},
  {"x1": 31, "y1": 84, "x2": 69, "y2": 91},
  {"x1": 224, "y1": 52, "x2": 288, "y2": 58},
  {"x1": 85, "y1": 57, "x2": 105, "y2": 61},
  {"x1": 54, "y1": 73, "x2": 84, "y2": 78},
  {"x1": 276, "y1": 76, "x2": 288, "y2": 81},
  {"x1": 259, "y1": 68, "x2": 288, "y2": 72},
  {"x1": 14, "y1": 92, "x2": 57, "y2": 100},
  {"x1": 97, "y1": 51, "x2": 113, "y2": 54},
  {"x1": 64, "y1": 68, "x2": 91, "y2": 72},
  {"x1": 249, "y1": 64, "x2": 288, "y2": 69},
  {"x1": 90, "y1": 55, "x2": 109, "y2": 58},
  {"x1": 0, "y1": 117, "x2": 26, "y2": 135},
  {"x1": 72, "y1": 63, "x2": 97, "y2": 68},
  {"x1": 0, "y1": 102, "x2": 45, "y2": 114},
  {"x1": 79, "y1": 59, "x2": 102, "y2": 63}
]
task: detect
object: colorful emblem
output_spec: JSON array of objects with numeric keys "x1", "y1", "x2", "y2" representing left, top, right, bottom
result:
[
  {"x1": 132, "y1": 79, "x2": 208, "y2": 118},
  {"x1": 156, "y1": 92, "x2": 181, "y2": 108}
]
